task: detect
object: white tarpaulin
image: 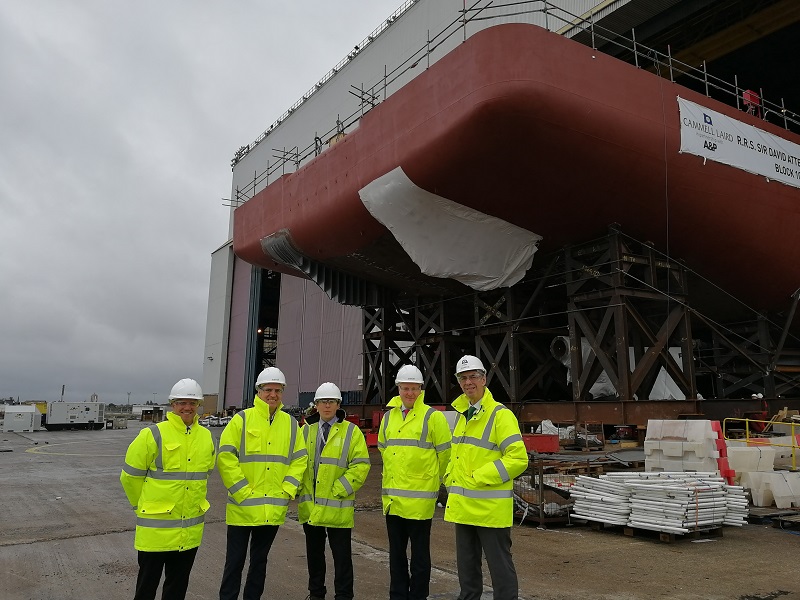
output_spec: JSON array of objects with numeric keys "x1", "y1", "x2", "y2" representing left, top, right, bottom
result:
[
  {"x1": 358, "y1": 167, "x2": 541, "y2": 291},
  {"x1": 678, "y1": 96, "x2": 800, "y2": 189}
]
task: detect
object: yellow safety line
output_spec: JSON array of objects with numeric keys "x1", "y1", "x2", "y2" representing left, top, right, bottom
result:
[{"x1": 26, "y1": 439, "x2": 125, "y2": 457}]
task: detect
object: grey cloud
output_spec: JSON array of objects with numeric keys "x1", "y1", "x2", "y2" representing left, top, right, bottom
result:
[{"x1": 0, "y1": 1, "x2": 403, "y2": 405}]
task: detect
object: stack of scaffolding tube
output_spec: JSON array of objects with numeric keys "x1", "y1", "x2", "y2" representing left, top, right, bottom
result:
[
  {"x1": 570, "y1": 472, "x2": 748, "y2": 533},
  {"x1": 723, "y1": 484, "x2": 749, "y2": 525},
  {"x1": 570, "y1": 476, "x2": 631, "y2": 526}
]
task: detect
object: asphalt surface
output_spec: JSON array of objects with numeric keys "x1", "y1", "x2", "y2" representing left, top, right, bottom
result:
[{"x1": 1, "y1": 421, "x2": 799, "y2": 600}]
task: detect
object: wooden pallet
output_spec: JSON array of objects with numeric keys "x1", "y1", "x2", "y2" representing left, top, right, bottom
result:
[
  {"x1": 587, "y1": 520, "x2": 723, "y2": 543},
  {"x1": 748, "y1": 507, "x2": 800, "y2": 525},
  {"x1": 772, "y1": 513, "x2": 800, "y2": 529},
  {"x1": 549, "y1": 464, "x2": 605, "y2": 476}
]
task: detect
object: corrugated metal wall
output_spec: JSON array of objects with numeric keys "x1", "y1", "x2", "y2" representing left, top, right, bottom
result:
[
  {"x1": 202, "y1": 242, "x2": 233, "y2": 403},
  {"x1": 224, "y1": 256, "x2": 252, "y2": 409},
  {"x1": 340, "y1": 309, "x2": 362, "y2": 392},
  {"x1": 277, "y1": 276, "x2": 362, "y2": 406}
]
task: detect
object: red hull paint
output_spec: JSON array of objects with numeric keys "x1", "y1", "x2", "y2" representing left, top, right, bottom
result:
[{"x1": 234, "y1": 23, "x2": 800, "y2": 311}]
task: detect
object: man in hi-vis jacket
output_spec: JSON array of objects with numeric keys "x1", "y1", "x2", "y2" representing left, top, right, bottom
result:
[
  {"x1": 217, "y1": 367, "x2": 307, "y2": 600},
  {"x1": 378, "y1": 364, "x2": 451, "y2": 600},
  {"x1": 120, "y1": 378, "x2": 215, "y2": 600},
  {"x1": 444, "y1": 355, "x2": 528, "y2": 600},
  {"x1": 299, "y1": 382, "x2": 371, "y2": 600}
]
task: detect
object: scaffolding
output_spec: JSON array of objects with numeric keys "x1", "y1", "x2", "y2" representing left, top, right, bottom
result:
[{"x1": 352, "y1": 227, "x2": 800, "y2": 420}]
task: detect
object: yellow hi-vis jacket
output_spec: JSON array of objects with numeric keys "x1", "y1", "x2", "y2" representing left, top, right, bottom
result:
[
  {"x1": 378, "y1": 392, "x2": 452, "y2": 520},
  {"x1": 444, "y1": 388, "x2": 528, "y2": 528},
  {"x1": 217, "y1": 397, "x2": 307, "y2": 526},
  {"x1": 298, "y1": 409, "x2": 371, "y2": 528},
  {"x1": 120, "y1": 411, "x2": 216, "y2": 552}
]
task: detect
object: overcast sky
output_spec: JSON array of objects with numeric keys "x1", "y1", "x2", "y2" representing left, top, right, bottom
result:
[{"x1": 0, "y1": 1, "x2": 404, "y2": 405}]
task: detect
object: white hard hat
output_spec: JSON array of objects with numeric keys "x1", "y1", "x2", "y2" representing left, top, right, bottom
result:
[
  {"x1": 455, "y1": 355, "x2": 486, "y2": 374},
  {"x1": 395, "y1": 364, "x2": 424, "y2": 385},
  {"x1": 168, "y1": 378, "x2": 203, "y2": 401},
  {"x1": 256, "y1": 367, "x2": 286, "y2": 388},
  {"x1": 314, "y1": 382, "x2": 342, "y2": 402}
]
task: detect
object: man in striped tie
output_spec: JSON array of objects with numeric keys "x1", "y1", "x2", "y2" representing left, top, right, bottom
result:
[{"x1": 298, "y1": 382, "x2": 371, "y2": 600}]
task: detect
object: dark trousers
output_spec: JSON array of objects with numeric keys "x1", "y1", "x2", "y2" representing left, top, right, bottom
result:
[
  {"x1": 133, "y1": 547, "x2": 198, "y2": 600},
  {"x1": 455, "y1": 524, "x2": 518, "y2": 600},
  {"x1": 303, "y1": 523, "x2": 354, "y2": 600},
  {"x1": 385, "y1": 514, "x2": 432, "y2": 600},
  {"x1": 219, "y1": 524, "x2": 279, "y2": 600}
]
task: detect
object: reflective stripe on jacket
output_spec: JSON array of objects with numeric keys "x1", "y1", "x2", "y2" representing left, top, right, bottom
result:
[
  {"x1": 444, "y1": 388, "x2": 528, "y2": 528},
  {"x1": 298, "y1": 411, "x2": 371, "y2": 528},
  {"x1": 217, "y1": 397, "x2": 307, "y2": 526},
  {"x1": 120, "y1": 411, "x2": 216, "y2": 552},
  {"x1": 378, "y1": 392, "x2": 451, "y2": 520}
]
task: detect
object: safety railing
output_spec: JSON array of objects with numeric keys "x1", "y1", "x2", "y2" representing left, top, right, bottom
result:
[
  {"x1": 722, "y1": 417, "x2": 800, "y2": 470},
  {"x1": 230, "y1": 0, "x2": 800, "y2": 202}
]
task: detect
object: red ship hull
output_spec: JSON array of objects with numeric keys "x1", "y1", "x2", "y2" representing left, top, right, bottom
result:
[{"x1": 234, "y1": 23, "x2": 800, "y2": 312}]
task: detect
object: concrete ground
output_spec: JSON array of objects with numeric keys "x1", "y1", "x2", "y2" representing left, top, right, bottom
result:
[{"x1": 1, "y1": 421, "x2": 799, "y2": 600}]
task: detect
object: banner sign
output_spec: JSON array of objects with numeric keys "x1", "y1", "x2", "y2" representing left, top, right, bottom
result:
[{"x1": 678, "y1": 96, "x2": 800, "y2": 189}]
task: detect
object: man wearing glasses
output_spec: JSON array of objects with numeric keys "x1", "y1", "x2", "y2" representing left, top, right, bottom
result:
[
  {"x1": 217, "y1": 367, "x2": 307, "y2": 600},
  {"x1": 120, "y1": 378, "x2": 216, "y2": 600},
  {"x1": 298, "y1": 382, "x2": 371, "y2": 600},
  {"x1": 444, "y1": 355, "x2": 528, "y2": 600}
]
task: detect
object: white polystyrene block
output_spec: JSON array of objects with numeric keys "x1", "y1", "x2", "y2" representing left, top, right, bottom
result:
[
  {"x1": 788, "y1": 472, "x2": 800, "y2": 496},
  {"x1": 660, "y1": 420, "x2": 690, "y2": 440},
  {"x1": 739, "y1": 471, "x2": 766, "y2": 490},
  {"x1": 750, "y1": 485, "x2": 775, "y2": 508},
  {"x1": 687, "y1": 420, "x2": 716, "y2": 442},
  {"x1": 681, "y1": 441, "x2": 719, "y2": 458},
  {"x1": 772, "y1": 472, "x2": 800, "y2": 508},
  {"x1": 647, "y1": 420, "x2": 716, "y2": 443},
  {"x1": 646, "y1": 420, "x2": 664, "y2": 440},
  {"x1": 683, "y1": 421, "x2": 703, "y2": 442},
  {"x1": 741, "y1": 471, "x2": 800, "y2": 508},
  {"x1": 645, "y1": 444, "x2": 719, "y2": 459},
  {"x1": 727, "y1": 447, "x2": 776, "y2": 473},
  {"x1": 726, "y1": 439, "x2": 748, "y2": 449},
  {"x1": 660, "y1": 441, "x2": 687, "y2": 457},
  {"x1": 767, "y1": 436, "x2": 796, "y2": 459},
  {"x1": 645, "y1": 456, "x2": 719, "y2": 473},
  {"x1": 767, "y1": 472, "x2": 796, "y2": 509}
]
